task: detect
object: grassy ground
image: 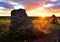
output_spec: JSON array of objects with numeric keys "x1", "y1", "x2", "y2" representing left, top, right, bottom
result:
[
  {"x1": 0, "y1": 16, "x2": 60, "y2": 42},
  {"x1": 0, "y1": 16, "x2": 60, "y2": 34},
  {"x1": 0, "y1": 17, "x2": 10, "y2": 31}
]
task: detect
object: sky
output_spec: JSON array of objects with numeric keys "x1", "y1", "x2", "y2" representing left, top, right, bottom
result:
[{"x1": 0, "y1": 0, "x2": 60, "y2": 17}]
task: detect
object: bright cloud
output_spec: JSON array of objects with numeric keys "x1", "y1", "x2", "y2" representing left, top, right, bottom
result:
[
  {"x1": 50, "y1": 0, "x2": 57, "y2": 2},
  {"x1": 43, "y1": 4, "x2": 53, "y2": 7},
  {"x1": 9, "y1": 2, "x2": 24, "y2": 9},
  {"x1": 14, "y1": 5, "x2": 24, "y2": 9},
  {"x1": 29, "y1": 3, "x2": 53, "y2": 13},
  {"x1": 9, "y1": 2, "x2": 19, "y2": 6},
  {"x1": 0, "y1": 6, "x2": 6, "y2": 9}
]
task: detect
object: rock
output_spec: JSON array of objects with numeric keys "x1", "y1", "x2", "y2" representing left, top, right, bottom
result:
[
  {"x1": 48, "y1": 14, "x2": 59, "y2": 24},
  {"x1": 9, "y1": 9, "x2": 36, "y2": 40},
  {"x1": 10, "y1": 9, "x2": 34, "y2": 31}
]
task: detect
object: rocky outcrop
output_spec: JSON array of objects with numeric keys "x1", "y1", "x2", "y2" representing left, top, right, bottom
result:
[
  {"x1": 48, "y1": 14, "x2": 59, "y2": 24},
  {"x1": 9, "y1": 9, "x2": 35, "y2": 40},
  {"x1": 10, "y1": 9, "x2": 34, "y2": 31}
]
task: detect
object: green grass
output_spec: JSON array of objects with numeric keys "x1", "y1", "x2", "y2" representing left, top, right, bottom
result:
[{"x1": 50, "y1": 24, "x2": 60, "y2": 29}]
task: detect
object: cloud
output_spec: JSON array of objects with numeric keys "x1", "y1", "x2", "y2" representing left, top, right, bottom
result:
[
  {"x1": 0, "y1": 0, "x2": 60, "y2": 10},
  {"x1": 8, "y1": 2, "x2": 24, "y2": 9},
  {"x1": 28, "y1": 3, "x2": 53, "y2": 12},
  {"x1": 0, "y1": 6, "x2": 6, "y2": 9},
  {"x1": 50, "y1": 3, "x2": 60, "y2": 8},
  {"x1": 0, "y1": 2, "x2": 13, "y2": 9},
  {"x1": 9, "y1": 2, "x2": 19, "y2": 6},
  {"x1": 13, "y1": 0, "x2": 60, "y2": 9},
  {"x1": 44, "y1": 1, "x2": 60, "y2": 8},
  {"x1": 42, "y1": 0, "x2": 60, "y2": 8},
  {"x1": 0, "y1": 1, "x2": 24, "y2": 9},
  {"x1": 14, "y1": 0, "x2": 42, "y2": 3}
]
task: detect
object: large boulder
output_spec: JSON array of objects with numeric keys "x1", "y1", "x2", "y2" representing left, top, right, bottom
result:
[
  {"x1": 9, "y1": 9, "x2": 35, "y2": 40},
  {"x1": 10, "y1": 9, "x2": 34, "y2": 31}
]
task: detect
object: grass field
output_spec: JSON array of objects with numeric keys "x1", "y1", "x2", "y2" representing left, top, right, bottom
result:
[
  {"x1": 0, "y1": 16, "x2": 60, "y2": 31},
  {"x1": 0, "y1": 16, "x2": 10, "y2": 31},
  {"x1": 0, "y1": 16, "x2": 60, "y2": 41}
]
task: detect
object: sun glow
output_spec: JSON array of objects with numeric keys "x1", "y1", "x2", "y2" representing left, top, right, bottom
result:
[
  {"x1": 27, "y1": 9, "x2": 50, "y2": 17},
  {"x1": 27, "y1": 11, "x2": 49, "y2": 17},
  {"x1": 39, "y1": 14, "x2": 46, "y2": 17}
]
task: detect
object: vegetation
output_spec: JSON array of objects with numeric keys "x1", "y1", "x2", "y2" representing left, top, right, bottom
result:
[{"x1": 0, "y1": 17, "x2": 60, "y2": 42}]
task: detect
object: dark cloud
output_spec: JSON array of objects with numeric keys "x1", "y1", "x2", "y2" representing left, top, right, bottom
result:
[
  {"x1": 13, "y1": 0, "x2": 44, "y2": 3},
  {"x1": 0, "y1": 2, "x2": 13, "y2": 9},
  {"x1": 52, "y1": 3, "x2": 60, "y2": 8},
  {"x1": 46, "y1": 1, "x2": 60, "y2": 8}
]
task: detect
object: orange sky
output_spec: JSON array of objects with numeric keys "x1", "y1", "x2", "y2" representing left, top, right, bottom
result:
[{"x1": 0, "y1": 0, "x2": 60, "y2": 17}]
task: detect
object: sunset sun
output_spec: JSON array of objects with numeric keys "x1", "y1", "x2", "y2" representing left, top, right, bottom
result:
[{"x1": 39, "y1": 14, "x2": 46, "y2": 17}]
